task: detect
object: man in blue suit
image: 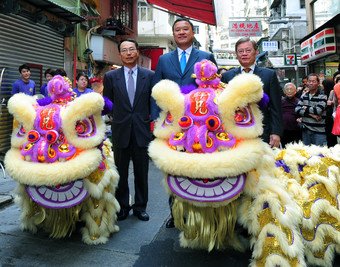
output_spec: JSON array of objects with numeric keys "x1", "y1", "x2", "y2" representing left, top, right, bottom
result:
[
  {"x1": 152, "y1": 18, "x2": 217, "y2": 228},
  {"x1": 103, "y1": 39, "x2": 154, "y2": 222},
  {"x1": 221, "y1": 37, "x2": 283, "y2": 148}
]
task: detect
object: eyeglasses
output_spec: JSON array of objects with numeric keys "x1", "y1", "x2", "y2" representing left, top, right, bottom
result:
[
  {"x1": 120, "y1": 48, "x2": 137, "y2": 54},
  {"x1": 237, "y1": 49, "x2": 253, "y2": 55}
]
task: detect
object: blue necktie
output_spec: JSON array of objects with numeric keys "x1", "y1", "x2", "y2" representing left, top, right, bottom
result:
[
  {"x1": 127, "y1": 69, "x2": 134, "y2": 106},
  {"x1": 180, "y1": 51, "x2": 186, "y2": 73}
]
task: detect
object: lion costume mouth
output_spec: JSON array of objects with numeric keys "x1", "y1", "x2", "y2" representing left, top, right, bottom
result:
[{"x1": 167, "y1": 174, "x2": 246, "y2": 203}]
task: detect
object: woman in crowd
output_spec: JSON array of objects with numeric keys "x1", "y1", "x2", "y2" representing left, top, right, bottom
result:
[
  {"x1": 281, "y1": 82, "x2": 301, "y2": 147},
  {"x1": 73, "y1": 73, "x2": 93, "y2": 97}
]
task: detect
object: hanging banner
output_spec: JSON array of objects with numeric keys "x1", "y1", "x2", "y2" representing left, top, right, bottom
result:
[{"x1": 229, "y1": 21, "x2": 262, "y2": 37}]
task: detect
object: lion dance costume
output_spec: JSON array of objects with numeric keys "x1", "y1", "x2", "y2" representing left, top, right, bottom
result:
[
  {"x1": 4, "y1": 75, "x2": 120, "y2": 244},
  {"x1": 149, "y1": 60, "x2": 340, "y2": 266}
]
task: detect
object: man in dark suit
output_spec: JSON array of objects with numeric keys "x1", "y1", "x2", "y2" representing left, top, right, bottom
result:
[
  {"x1": 221, "y1": 37, "x2": 283, "y2": 148},
  {"x1": 103, "y1": 39, "x2": 154, "y2": 221},
  {"x1": 152, "y1": 18, "x2": 217, "y2": 228}
]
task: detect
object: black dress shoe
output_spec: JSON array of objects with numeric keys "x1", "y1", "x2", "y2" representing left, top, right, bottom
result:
[
  {"x1": 117, "y1": 209, "x2": 129, "y2": 221},
  {"x1": 133, "y1": 210, "x2": 149, "y2": 221},
  {"x1": 165, "y1": 217, "x2": 175, "y2": 228}
]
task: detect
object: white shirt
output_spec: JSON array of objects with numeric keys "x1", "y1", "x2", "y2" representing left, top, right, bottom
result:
[
  {"x1": 177, "y1": 46, "x2": 193, "y2": 63},
  {"x1": 241, "y1": 63, "x2": 256, "y2": 74}
]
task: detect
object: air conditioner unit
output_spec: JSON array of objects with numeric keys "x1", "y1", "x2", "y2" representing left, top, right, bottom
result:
[{"x1": 90, "y1": 35, "x2": 120, "y2": 64}]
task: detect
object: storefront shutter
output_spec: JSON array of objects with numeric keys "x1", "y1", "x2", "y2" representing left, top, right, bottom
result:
[{"x1": 0, "y1": 13, "x2": 64, "y2": 157}]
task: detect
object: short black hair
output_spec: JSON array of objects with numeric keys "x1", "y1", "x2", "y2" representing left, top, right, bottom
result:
[
  {"x1": 333, "y1": 70, "x2": 340, "y2": 80},
  {"x1": 336, "y1": 76, "x2": 340, "y2": 84},
  {"x1": 118, "y1": 39, "x2": 139, "y2": 52},
  {"x1": 55, "y1": 68, "x2": 67, "y2": 76},
  {"x1": 19, "y1": 64, "x2": 30, "y2": 73},
  {"x1": 44, "y1": 68, "x2": 55, "y2": 77},
  {"x1": 76, "y1": 72, "x2": 89, "y2": 82},
  {"x1": 308, "y1": 73, "x2": 320, "y2": 83},
  {"x1": 172, "y1": 18, "x2": 194, "y2": 32}
]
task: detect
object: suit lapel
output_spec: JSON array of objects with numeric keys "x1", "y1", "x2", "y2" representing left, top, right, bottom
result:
[
  {"x1": 134, "y1": 67, "x2": 145, "y2": 107},
  {"x1": 170, "y1": 50, "x2": 182, "y2": 76},
  {"x1": 184, "y1": 48, "x2": 198, "y2": 76},
  {"x1": 253, "y1": 66, "x2": 261, "y2": 76},
  {"x1": 117, "y1": 67, "x2": 131, "y2": 107}
]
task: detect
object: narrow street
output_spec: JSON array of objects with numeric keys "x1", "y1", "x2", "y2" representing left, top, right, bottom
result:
[
  {"x1": 0, "y1": 161, "x2": 253, "y2": 267},
  {"x1": 1, "y1": 161, "x2": 340, "y2": 266}
]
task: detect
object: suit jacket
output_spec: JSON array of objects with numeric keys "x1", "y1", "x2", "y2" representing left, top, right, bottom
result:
[
  {"x1": 103, "y1": 66, "x2": 154, "y2": 148},
  {"x1": 153, "y1": 48, "x2": 217, "y2": 87},
  {"x1": 221, "y1": 66, "x2": 283, "y2": 143},
  {"x1": 151, "y1": 48, "x2": 217, "y2": 120}
]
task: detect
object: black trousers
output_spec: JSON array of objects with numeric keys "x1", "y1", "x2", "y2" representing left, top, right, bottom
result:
[{"x1": 113, "y1": 131, "x2": 149, "y2": 212}]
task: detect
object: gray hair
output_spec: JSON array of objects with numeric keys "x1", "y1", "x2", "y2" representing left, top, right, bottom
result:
[{"x1": 283, "y1": 82, "x2": 297, "y2": 92}]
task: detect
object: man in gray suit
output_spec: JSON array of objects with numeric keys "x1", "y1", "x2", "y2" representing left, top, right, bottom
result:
[
  {"x1": 221, "y1": 37, "x2": 283, "y2": 148},
  {"x1": 152, "y1": 18, "x2": 217, "y2": 228},
  {"x1": 103, "y1": 39, "x2": 154, "y2": 221}
]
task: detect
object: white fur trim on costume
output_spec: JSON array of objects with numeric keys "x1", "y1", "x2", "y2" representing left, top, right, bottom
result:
[
  {"x1": 5, "y1": 148, "x2": 102, "y2": 186},
  {"x1": 7, "y1": 93, "x2": 36, "y2": 132},
  {"x1": 152, "y1": 79, "x2": 184, "y2": 139},
  {"x1": 218, "y1": 74, "x2": 263, "y2": 139},
  {"x1": 149, "y1": 138, "x2": 265, "y2": 178}
]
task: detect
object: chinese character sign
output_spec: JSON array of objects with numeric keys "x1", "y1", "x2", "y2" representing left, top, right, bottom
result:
[{"x1": 229, "y1": 21, "x2": 262, "y2": 37}]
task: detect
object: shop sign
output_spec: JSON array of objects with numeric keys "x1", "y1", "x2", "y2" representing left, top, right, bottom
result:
[
  {"x1": 229, "y1": 21, "x2": 262, "y2": 37},
  {"x1": 262, "y1": 41, "x2": 278, "y2": 51},
  {"x1": 284, "y1": 53, "x2": 297, "y2": 65},
  {"x1": 300, "y1": 27, "x2": 336, "y2": 64}
]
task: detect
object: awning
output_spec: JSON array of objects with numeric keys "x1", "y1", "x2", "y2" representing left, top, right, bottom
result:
[
  {"x1": 146, "y1": 0, "x2": 216, "y2": 25},
  {"x1": 24, "y1": 0, "x2": 84, "y2": 23}
]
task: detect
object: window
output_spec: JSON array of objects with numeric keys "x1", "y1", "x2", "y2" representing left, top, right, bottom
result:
[
  {"x1": 138, "y1": 1, "x2": 153, "y2": 21},
  {"x1": 300, "y1": 0, "x2": 305, "y2": 8},
  {"x1": 193, "y1": 26, "x2": 199, "y2": 34},
  {"x1": 111, "y1": 0, "x2": 133, "y2": 29}
]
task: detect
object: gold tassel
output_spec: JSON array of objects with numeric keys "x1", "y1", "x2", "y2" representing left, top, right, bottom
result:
[
  {"x1": 172, "y1": 198, "x2": 237, "y2": 251},
  {"x1": 27, "y1": 199, "x2": 83, "y2": 239}
]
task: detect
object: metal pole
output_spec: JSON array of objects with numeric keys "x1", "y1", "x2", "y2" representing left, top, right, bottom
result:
[{"x1": 291, "y1": 24, "x2": 299, "y2": 88}]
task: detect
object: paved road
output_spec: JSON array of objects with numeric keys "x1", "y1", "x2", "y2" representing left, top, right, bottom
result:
[{"x1": 0, "y1": 162, "x2": 339, "y2": 267}]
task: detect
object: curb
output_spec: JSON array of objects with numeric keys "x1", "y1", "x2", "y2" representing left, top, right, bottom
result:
[{"x1": 0, "y1": 194, "x2": 14, "y2": 208}]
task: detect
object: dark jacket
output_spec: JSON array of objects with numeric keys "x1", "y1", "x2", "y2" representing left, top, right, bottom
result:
[
  {"x1": 221, "y1": 66, "x2": 283, "y2": 143},
  {"x1": 103, "y1": 66, "x2": 154, "y2": 148}
]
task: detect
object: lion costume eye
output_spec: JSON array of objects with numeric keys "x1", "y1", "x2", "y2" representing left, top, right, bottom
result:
[
  {"x1": 46, "y1": 130, "x2": 59, "y2": 143},
  {"x1": 27, "y1": 130, "x2": 40, "y2": 143},
  {"x1": 205, "y1": 115, "x2": 221, "y2": 131},
  {"x1": 178, "y1": 116, "x2": 193, "y2": 129}
]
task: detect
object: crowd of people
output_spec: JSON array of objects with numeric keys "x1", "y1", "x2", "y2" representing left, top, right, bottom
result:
[
  {"x1": 11, "y1": 17, "x2": 340, "y2": 227},
  {"x1": 282, "y1": 71, "x2": 340, "y2": 148}
]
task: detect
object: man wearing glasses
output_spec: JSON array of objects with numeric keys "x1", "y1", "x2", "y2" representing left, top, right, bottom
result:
[
  {"x1": 221, "y1": 37, "x2": 283, "y2": 148},
  {"x1": 103, "y1": 39, "x2": 154, "y2": 222}
]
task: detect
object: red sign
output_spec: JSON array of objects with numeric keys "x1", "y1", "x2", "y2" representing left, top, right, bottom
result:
[
  {"x1": 229, "y1": 21, "x2": 262, "y2": 37},
  {"x1": 301, "y1": 27, "x2": 336, "y2": 63},
  {"x1": 284, "y1": 53, "x2": 297, "y2": 65}
]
